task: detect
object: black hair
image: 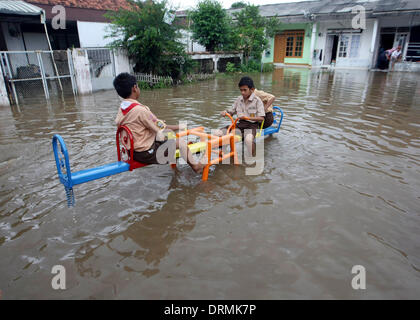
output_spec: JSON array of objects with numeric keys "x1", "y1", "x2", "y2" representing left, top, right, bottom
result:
[
  {"x1": 238, "y1": 76, "x2": 255, "y2": 89},
  {"x1": 113, "y1": 72, "x2": 137, "y2": 99}
]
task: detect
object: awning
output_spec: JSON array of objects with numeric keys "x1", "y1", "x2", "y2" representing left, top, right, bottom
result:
[{"x1": 0, "y1": 0, "x2": 44, "y2": 17}]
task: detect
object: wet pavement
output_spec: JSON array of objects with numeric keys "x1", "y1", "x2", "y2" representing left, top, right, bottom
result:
[{"x1": 0, "y1": 69, "x2": 419, "y2": 299}]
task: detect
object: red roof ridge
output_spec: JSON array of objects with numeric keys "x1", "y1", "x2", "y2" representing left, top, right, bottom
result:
[{"x1": 26, "y1": 0, "x2": 132, "y2": 11}]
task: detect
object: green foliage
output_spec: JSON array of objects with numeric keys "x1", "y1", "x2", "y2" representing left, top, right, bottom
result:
[
  {"x1": 265, "y1": 16, "x2": 283, "y2": 38},
  {"x1": 138, "y1": 81, "x2": 151, "y2": 90},
  {"x1": 239, "y1": 60, "x2": 261, "y2": 73},
  {"x1": 231, "y1": 5, "x2": 268, "y2": 63},
  {"x1": 105, "y1": 0, "x2": 192, "y2": 79},
  {"x1": 138, "y1": 78, "x2": 172, "y2": 90},
  {"x1": 236, "y1": 61, "x2": 274, "y2": 73},
  {"x1": 230, "y1": 1, "x2": 247, "y2": 9},
  {"x1": 262, "y1": 63, "x2": 274, "y2": 72},
  {"x1": 189, "y1": 0, "x2": 232, "y2": 52},
  {"x1": 226, "y1": 62, "x2": 238, "y2": 73}
]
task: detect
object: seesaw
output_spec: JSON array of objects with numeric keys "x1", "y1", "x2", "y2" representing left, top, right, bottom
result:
[{"x1": 52, "y1": 107, "x2": 284, "y2": 207}]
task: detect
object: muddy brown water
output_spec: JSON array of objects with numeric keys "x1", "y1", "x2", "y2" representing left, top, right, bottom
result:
[{"x1": 0, "y1": 69, "x2": 419, "y2": 299}]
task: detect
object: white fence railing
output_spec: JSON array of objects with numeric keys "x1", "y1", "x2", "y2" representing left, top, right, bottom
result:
[{"x1": 135, "y1": 73, "x2": 173, "y2": 85}]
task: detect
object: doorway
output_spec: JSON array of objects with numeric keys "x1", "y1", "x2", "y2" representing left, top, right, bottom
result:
[
  {"x1": 379, "y1": 33, "x2": 395, "y2": 51},
  {"x1": 274, "y1": 34, "x2": 286, "y2": 63},
  {"x1": 323, "y1": 35, "x2": 339, "y2": 65}
]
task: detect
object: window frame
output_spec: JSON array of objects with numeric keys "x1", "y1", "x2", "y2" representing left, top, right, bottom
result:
[
  {"x1": 349, "y1": 34, "x2": 361, "y2": 58},
  {"x1": 337, "y1": 33, "x2": 361, "y2": 59},
  {"x1": 284, "y1": 30, "x2": 305, "y2": 58}
]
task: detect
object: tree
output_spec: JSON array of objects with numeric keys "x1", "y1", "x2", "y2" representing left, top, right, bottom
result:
[
  {"x1": 265, "y1": 16, "x2": 283, "y2": 38},
  {"x1": 230, "y1": 1, "x2": 247, "y2": 9},
  {"x1": 231, "y1": 4, "x2": 268, "y2": 63},
  {"x1": 105, "y1": 0, "x2": 192, "y2": 79},
  {"x1": 189, "y1": 0, "x2": 231, "y2": 52}
]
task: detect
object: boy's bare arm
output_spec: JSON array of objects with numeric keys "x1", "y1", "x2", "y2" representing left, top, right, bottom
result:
[
  {"x1": 166, "y1": 124, "x2": 180, "y2": 131},
  {"x1": 266, "y1": 96, "x2": 275, "y2": 111},
  {"x1": 165, "y1": 123, "x2": 188, "y2": 131},
  {"x1": 240, "y1": 116, "x2": 265, "y2": 122},
  {"x1": 220, "y1": 110, "x2": 235, "y2": 116}
]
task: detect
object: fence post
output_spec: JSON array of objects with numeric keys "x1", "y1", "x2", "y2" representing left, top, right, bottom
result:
[
  {"x1": 0, "y1": 62, "x2": 10, "y2": 106},
  {"x1": 36, "y1": 51, "x2": 50, "y2": 100},
  {"x1": 71, "y1": 48, "x2": 92, "y2": 95},
  {"x1": 67, "y1": 49, "x2": 78, "y2": 96},
  {"x1": 111, "y1": 49, "x2": 116, "y2": 77},
  {"x1": 3, "y1": 53, "x2": 19, "y2": 105}
]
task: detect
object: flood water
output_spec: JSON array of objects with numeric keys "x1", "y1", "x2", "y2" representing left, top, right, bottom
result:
[{"x1": 0, "y1": 69, "x2": 419, "y2": 299}]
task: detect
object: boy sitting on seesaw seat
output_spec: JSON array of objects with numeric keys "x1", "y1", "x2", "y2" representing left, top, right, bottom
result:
[
  {"x1": 218, "y1": 76, "x2": 265, "y2": 156},
  {"x1": 254, "y1": 88, "x2": 276, "y2": 129},
  {"x1": 113, "y1": 73, "x2": 204, "y2": 173}
]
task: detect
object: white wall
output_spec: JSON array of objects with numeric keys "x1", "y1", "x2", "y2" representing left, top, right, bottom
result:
[
  {"x1": 72, "y1": 48, "x2": 92, "y2": 95},
  {"x1": 313, "y1": 19, "x2": 376, "y2": 69},
  {"x1": 77, "y1": 21, "x2": 118, "y2": 48},
  {"x1": 114, "y1": 48, "x2": 132, "y2": 75},
  {"x1": 179, "y1": 29, "x2": 206, "y2": 53}
]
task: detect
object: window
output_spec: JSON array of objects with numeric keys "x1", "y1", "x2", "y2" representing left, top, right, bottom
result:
[
  {"x1": 349, "y1": 35, "x2": 360, "y2": 58},
  {"x1": 295, "y1": 35, "x2": 304, "y2": 57},
  {"x1": 337, "y1": 34, "x2": 361, "y2": 59},
  {"x1": 339, "y1": 35, "x2": 349, "y2": 58},
  {"x1": 284, "y1": 30, "x2": 305, "y2": 58},
  {"x1": 286, "y1": 36, "x2": 294, "y2": 57}
]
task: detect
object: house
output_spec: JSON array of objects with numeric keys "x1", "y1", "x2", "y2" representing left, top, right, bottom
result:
[
  {"x1": 0, "y1": 0, "x2": 134, "y2": 105},
  {"x1": 25, "y1": 0, "x2": 130, "y2": 49},
  {"x1": 0, "y1": 0, "x2": 47, "y2": 51},
  {"x1": 244, "y1": 0, "x2": 420, "y2": 70}
]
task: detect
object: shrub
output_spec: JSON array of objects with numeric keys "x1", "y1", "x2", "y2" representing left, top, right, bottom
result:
[
  {"x1": 226, "y1": 62, "x2": 237, "y2": 73},
  {"x1": 138, "y1": 81, "x2": 151, "y2": 90},
  {"x1": 262, "y1": 63, "x2": 274, "y2": 72}
]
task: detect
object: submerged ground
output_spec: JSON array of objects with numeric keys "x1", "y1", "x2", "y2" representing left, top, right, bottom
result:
[{"x1": 0, "y1": 69, "x2": 419, "y2": 299}]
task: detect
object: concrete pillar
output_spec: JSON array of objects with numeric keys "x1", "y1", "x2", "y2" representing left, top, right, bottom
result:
[
  {"x1": 309, "y1": 23, "x2": 317, "y2": 66},
  {"x1": 369, "y1": 19, "x2": 379, "y2": 69},
  {"x1": 213, "y1": 56, "x2": 219, "y2": 73},
  {"x1": 113, "y1": 48, "x2": 132, "y2": 75},
  {"x1": 72, "y1": 48, "x2": 92, "y2": 95},
  {"x1": 0, "y1": 63, "x2": 10, "y2": 106}
]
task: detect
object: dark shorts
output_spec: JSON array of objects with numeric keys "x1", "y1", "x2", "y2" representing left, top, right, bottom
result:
[
  {"x1": 263, "y1": 112, "x2": 274, "y2": 129},
  {"x1": 133, "y1": 139, "x2": 176, "y2": 164},
  {"x1": 225, "y1": 120, "x2": 261, "y2": 139}
]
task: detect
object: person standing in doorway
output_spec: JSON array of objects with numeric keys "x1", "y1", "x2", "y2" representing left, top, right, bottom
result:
[{"x1": 387, "y1": 45, "x2": 403, "y2": 72}]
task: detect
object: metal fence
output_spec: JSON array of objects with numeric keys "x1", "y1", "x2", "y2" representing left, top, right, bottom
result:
[
  {"x1": 86, "y1": 48, "x2": 116, "y2": 91},
  {"x1": 0, "y1": 50, "x2": 76, "y2": 105}
]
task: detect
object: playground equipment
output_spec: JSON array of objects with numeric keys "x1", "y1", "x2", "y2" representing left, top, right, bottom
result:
[{"x1": 52, "y1": 107, "x2": 284, "y2": 207}]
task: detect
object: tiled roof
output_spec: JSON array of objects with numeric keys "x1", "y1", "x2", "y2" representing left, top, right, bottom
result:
[
  {"x1": 227, "y1": 0, "x2": 420, "y2": 18},
  {"x1": 26, "y1": 0, "x2": 131, "y2": 11}
]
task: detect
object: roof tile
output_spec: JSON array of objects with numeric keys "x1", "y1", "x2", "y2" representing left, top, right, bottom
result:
[{"x1": 26, "y1": 0, "x2": 131, "y2": 11}]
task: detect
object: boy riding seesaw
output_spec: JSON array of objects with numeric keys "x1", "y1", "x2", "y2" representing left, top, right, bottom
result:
[
  {"x1": 113, "y1": 73, "x2": 205, "y2": 173},
  {"x1": 216, "y1": 76, "x2": 275, "y2": 157}
]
